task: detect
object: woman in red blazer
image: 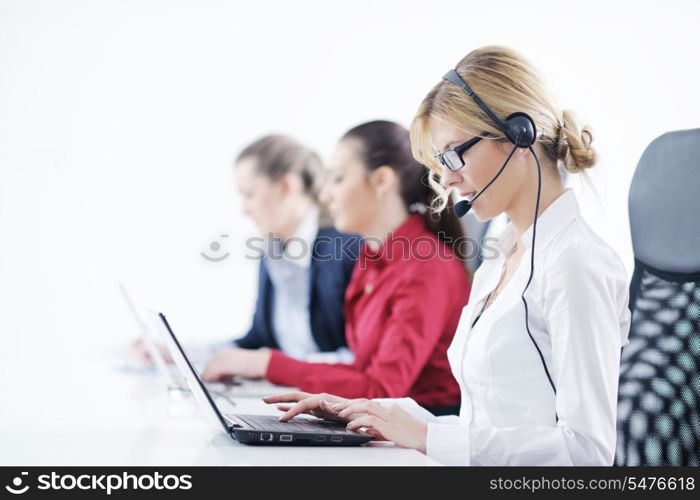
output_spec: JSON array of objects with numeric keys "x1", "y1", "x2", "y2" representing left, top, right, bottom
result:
[{"x1": 207, "y1": 120, "x2": 471, "y2": 415}]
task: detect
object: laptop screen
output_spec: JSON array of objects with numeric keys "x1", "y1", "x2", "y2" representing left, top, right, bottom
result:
[
  {"x1": 148, "y1": 310, "x2": 231, "y2": 433},
  {"x1": 119, "y1": 283, "x2": 181, "y2": 388}
]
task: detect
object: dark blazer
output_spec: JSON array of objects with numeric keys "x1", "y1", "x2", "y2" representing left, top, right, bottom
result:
[{"x1": 235, "y1": 227, "x2": 361, "y2": 352}]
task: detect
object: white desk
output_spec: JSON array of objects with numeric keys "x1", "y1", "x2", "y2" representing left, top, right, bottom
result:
[{"x1": 0, "y1": 362, "x2": 438, "y2": 466}]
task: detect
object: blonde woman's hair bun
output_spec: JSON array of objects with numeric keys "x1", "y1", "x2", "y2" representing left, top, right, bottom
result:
[{"x1": 556, "y1": 109, "x2": 597, "y2": 173}]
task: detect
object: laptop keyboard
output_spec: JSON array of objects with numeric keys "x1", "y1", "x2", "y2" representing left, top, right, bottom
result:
[{"x1": 229, "y1": 414, "x2": 350, "y2": 434}]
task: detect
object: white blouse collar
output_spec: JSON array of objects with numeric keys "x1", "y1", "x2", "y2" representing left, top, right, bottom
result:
[{"x1": 493, "y1": 188, "x2": 580, "y2": 257}]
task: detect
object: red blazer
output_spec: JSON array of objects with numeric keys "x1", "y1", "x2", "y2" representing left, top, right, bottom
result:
[{"x1": 265, "y1": 214, "x2": 471, "y2": 408}]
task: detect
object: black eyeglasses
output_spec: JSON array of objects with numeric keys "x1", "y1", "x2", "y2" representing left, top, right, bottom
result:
[{"x1": 434, "y1": 133, "x2": 489, "y2": 172}]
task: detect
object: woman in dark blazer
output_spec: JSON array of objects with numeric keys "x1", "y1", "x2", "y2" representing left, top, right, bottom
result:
[
  {"x1": 235, "y1": 224, "x2": 358, "y2": 353},
  {"x1": 202, "y1": 135, "x2": 360, "y2": 375}
]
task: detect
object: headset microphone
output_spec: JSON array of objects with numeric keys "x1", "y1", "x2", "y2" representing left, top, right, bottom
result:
[
  {"x1": 442, "y1": 68, "x2": 559, "y2": 424},
  {"x1": 452, "y1": 140, "x2": 520, "y2": 218},
  {"x1": 453, "y1": 199, "x2": 471, "y2": 218}
]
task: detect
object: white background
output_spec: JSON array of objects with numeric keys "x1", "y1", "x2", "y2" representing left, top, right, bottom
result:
[{"x1": 1, "y1": 0, "x2": 699, "y2": 410}]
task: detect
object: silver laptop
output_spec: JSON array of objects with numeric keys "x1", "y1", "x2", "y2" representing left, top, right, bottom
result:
[{"x1": 119, "y1": 282, "x2": 243, "y2": 405}]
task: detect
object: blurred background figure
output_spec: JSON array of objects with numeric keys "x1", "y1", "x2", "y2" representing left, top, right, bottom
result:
[
  {"x1": 133, "y1": 135, "x2": 360, "y2": 368},
  {"x1": 203, "y1": 120, "x2": 472, "y2": 416}
]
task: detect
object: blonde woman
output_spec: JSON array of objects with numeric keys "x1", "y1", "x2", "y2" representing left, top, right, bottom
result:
[{"x1": 265, "y1": 46, "x2": 631, "y2": 466}]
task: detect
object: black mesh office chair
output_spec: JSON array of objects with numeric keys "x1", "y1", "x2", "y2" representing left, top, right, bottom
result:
[{"x1": 615, "y1": 128, "x2": 700, "y2": 466}]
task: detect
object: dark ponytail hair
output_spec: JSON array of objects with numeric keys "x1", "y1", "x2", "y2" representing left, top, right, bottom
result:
[{"x1": 341, "y1": 120, "x2": 467, "y2": 261}]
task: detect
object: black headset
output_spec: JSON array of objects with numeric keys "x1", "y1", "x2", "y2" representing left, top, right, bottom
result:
[
  {"x1": 442, "y1": 68, "x2": 559, "y2": 423},
  {"x1": 443, "y1": 69, "x2": 536, "y2": 148}
]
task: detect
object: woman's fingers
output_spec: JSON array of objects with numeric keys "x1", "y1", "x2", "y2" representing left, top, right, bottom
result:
[
  {"x1": 274, "y1": 404, "x2": 344, "y2": 421},
  {"x1": 264, "y1": 392, "x2": 353, "y2": 422},
  {"x1": 276, "y1": 404, "x2": 323, "y2": 416},
  {"x1": 319, "y1": 398, "x2": 345, "y2": 414},
  {"x1": 278, "y1": 396, "x2": 324, "y2": 422},
  {"x1": 276, "y1": 404, "x2": 333, "y2": 418},
  {"x1": 200, "y1": 365, "x2": 221, "y2": 382},
  {"x1": 362, "y1": 427, "x2": 385, "y2": 439},
  {"x1": 315, "y1": 397, "x2": 369, "y2": 418},
  {"x1": 311, "y1": 408, "x2": 349, "y2": 423},
  {"x1": 262, "y1": 392, "x2": 311, "y2": 404},
  {"x1": 354, "y1": 426, "x2": 387, "y2": 441},
  {"x1": 338, "y1": 400, "x2": 385, "y2": 420},
  {"x1": 346, "y1": 414, "x2": 384, "y2": 432}
]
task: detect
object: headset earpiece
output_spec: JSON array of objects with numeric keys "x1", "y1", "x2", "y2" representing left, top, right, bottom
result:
[
  {"x1": 504, "y1": 112, "x2": 537, "y2": 148},
  {"x1": 442, "y1": 69, "x2": 537, "y2": 148}
]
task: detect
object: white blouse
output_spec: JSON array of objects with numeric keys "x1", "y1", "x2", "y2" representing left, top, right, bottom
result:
[
  {"x1": 377, "y1": 188, "x2": 632, "y2": 465},
  {"x1": 262, "y1": 205, "x2": 354, "y2": 364},
  {"x1": 264, "y1": 204, "x2": 320, "y2": 360}
]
